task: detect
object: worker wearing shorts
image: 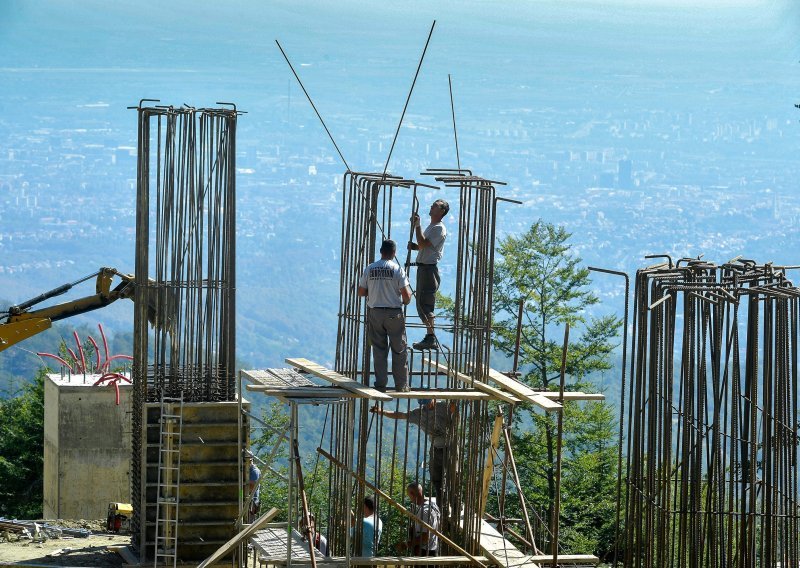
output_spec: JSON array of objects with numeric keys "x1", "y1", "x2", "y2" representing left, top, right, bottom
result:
[{"x1": 408, "y1": 200, "x2": 449, "y2": 350}]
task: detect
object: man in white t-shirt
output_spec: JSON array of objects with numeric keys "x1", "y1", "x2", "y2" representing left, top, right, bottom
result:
[
  {"x1": 358, "y1": 239, "x2": 413, "y2": 392},
  {"x1": 408, "y1": 199, "x2": 449, "y2": 350}
]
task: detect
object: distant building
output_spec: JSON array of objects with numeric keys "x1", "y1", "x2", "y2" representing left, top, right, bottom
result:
[{"x1": 618, "y1": 159, "x2": 632, "y2": 189}]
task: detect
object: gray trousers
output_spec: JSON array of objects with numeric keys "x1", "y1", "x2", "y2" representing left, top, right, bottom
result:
[
  {"x1": 415, "y1": 264, "x2": 440, "y2": 325},
  {"x1": 367, "y1": 307, "x2": 408, "y2": 389}
]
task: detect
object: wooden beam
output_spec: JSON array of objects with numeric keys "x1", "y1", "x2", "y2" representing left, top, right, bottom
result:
[
  {"x1": 480, "y1": 415, "x2": 504, "y2": 518},
  {"x1": 423, "y1": 359, "x2": 520, "y2": 404},
  {"x1": 485, "y1": 368, "x2": 538, "y2": 399},
  {"x1": 534, "y1": 392, "x2": 605, "y2": 402},
  {"x1": 247, "y1": 384, "x2": 497, "y2": 401},
  {"x1": 286, "y1": 358, "x2": 392, "y2": 401},
  {"x1": 108, "y1": 545, "x2": 138, "y2": 565},
  {"x1": 530, "y1": 554, "x2": 599, "y2": 565},
  {"x1": 261, "y1": 556, "x2": 493, "y2": 566},
  {"x1": 246, "y1": 385, "x2": 348, "y2": 397},
  {"x1": 530, "y1": 394, "x2": 562, "y2": 411},
  {"x1": 197, "y1": 507, "x2": 280, "y2": 568},
  {"x1": 388, "y1": 389, "x2": 494, "y2": 400}
]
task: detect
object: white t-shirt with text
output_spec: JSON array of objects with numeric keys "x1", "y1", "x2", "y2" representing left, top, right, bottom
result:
[{"x1": 358, "y1": 259, "x2": 410, "y2": 308}]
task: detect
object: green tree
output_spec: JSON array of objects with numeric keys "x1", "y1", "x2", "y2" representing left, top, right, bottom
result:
[
  {"x1": 489, "y1": 221, "x2": 620, "y2": 558},
  {"x1": 0, "y1": 368, "x2": 46, "y2": 518}
]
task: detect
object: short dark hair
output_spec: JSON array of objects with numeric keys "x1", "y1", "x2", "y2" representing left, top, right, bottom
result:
[
  {"x1": 406, "y1": 482, "x2": 422, "y2": 493},
  {"x1": 379, "y1": 239, "x2": 397, "y2": 255},
  {"x1": 363, "y1": 496, "x2": 375, "y2": 512},
  {"x1": 435, "y1": 199, "x2": 450, "y2": 216}
]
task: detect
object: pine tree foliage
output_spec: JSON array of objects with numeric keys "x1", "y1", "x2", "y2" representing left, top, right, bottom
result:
[
  {"x1": 0, "y1": 368, "x2": 45, "y2": 518},
  {"x1": 489, "y1": 221, "x2": 621, "y2": 559}
]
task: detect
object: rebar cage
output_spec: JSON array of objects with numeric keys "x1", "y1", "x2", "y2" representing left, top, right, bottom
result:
[
  {"x1": 623, "y1": 259, "x2": 800, "y2": 567},
  {"x1": 131, "y1": 103, "x2": 239, "y2": 554},
  {"x1": 318, "y1": 169, "x2": 505, "y2": 557}
]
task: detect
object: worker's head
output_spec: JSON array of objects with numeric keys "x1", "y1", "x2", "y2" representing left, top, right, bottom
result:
[
  {"x1": 430, "y1": 199, "x2": 450, "y2": 222},
  {"x1": 379, "y1": 239, "x2": 397, "y2": 259},
  {"x1": 406, "y1": 482, "x2": 424, "y2": 504},
  {"x1": 363, "y1": 496, "x2": 376, "y2": 516}
]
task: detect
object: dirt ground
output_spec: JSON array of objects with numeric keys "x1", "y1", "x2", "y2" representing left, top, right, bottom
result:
[{"x1": 0, "y1": 520, "x2": 131, "y2": 567}]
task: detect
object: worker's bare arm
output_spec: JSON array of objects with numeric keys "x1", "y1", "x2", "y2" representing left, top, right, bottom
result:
[
  {"x1": 357, "y1": 286, "x2": 368, "y2": 297},
  {"x1": 401, "y1": 286, "x2": 412, "y2": 305},
  {"x1": 412, "y1": 214, "x2": 432, "y2": 248},
  {"x1": 371, "y1": 405, "x2": 408, "y2": 419}
]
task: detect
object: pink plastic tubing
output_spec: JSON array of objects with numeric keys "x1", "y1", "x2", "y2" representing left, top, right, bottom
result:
[
  {"x1": 87, "y1": 335, "x2": 101, "y2": 372},
  {"x1": 37, "y1": 352, "x2": 74, "y2": 372},
  {"x1": 73, "y1": 331, "x2": 86, "y2": 375},
  {"x1": 99, "y1": 324, "x2": 110, "y2": 372},
  {"x1": 66, "y1": 347, "x2": 80, "y2": 371}
]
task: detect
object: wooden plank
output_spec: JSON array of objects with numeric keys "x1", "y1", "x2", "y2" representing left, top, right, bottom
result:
[
  {"x1": 108, "y1": 545, "x2": 138, "y2": 565},
  {"x1": 246, "y1": 385, "x2": 349, "y2": 397},
  {"x1": 485, "y1": 368, "x2": 540, "y2": 399},
  {"x1": 530, "y1": 554, "x2": 599, "y2": 565},
  {"x1": 264, "y1": 556, "x2": 493, "y2": 566},
  {"x1": 483, "y1": 368, "x2": 561, "y2": 410},
  {"x1": 197, "y1": 507, "x2": 280, "y2": 568},
  {"x1": 286, "y1": 357, "x2": 392, "y2": 400},
  {"x1": 473, "y1": 516, "x2": 539, "y2": 568},
  {"x1": 530, "y1": 394, "x2": 563, "y2": 411},
  {"x1": 286, "y1": 357, "x2": 392, "y2": 401},
  {"x1": 480, "y1": 415, "x2": 504, "y2": 518},
  {"x1": 534, "y1": 392, "x2": 605, "y2": 401},
  {"x1": 247, "y1": 385, "x2": 495, "y2": 401},
  {"x1": 423, "y1": 359, "x2": 520, "y2": 404},
  {"x1": 388, "y1": 389, "x2": 494, "y2": 400}
]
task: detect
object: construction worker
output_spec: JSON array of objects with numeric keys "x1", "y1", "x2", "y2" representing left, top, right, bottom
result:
[
  {"x1": 408, "y1": 199, "x2": 449, "y2": 350},
  {"x1": 371, "y1": 400, "x2": 455, "y2": 510},
  {"x1": 350, "y1": 496, "x2": 383, "y2": 556},
  {"x1": 248, "y1": 461, "x2": 261, "y2": 522},
  {"x1": 401, "y1": 482, "x2": 440, "y2": 556},
  {"x1": 358, "y1": 239, "x2": 413, "y2": 392}
]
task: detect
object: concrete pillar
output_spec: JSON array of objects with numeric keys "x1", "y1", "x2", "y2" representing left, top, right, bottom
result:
[{"x1": 43, "y1": 373, "x2": 132, "y2": 519}]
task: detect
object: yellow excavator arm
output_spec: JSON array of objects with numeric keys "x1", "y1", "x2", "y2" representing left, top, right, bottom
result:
[{"x1": 0, "y1": 268, "x2": 136, "y2": 352}]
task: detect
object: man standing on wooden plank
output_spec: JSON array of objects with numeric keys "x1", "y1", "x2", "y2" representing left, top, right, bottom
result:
[
  {"x1": 358, "y1": 239, "x2": 413, "y2": 392},
  {"x1": 408, "y1": 199, "x2": 449, "y2": 351}
]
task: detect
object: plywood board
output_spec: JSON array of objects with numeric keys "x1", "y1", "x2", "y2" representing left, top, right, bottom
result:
[{"x1": 473, "y1": 516, "x2": 539, "y2": 568}]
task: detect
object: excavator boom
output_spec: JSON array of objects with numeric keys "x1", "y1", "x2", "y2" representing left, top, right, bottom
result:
[{"x1": 0, "y1": 268, "x2": 136, "y2": 353}]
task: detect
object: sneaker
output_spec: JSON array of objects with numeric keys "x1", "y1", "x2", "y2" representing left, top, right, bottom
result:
[
  {"x1": 398, "y1": 384, "x2": 411, "y2": 393},
  {"x1": 413, "y1": 334, "x2": 438, "y2": 350}
]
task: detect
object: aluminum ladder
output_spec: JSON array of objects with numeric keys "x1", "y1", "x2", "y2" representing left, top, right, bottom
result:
[{"x1": 153, "y1": 393, "x2": 183, "y2": 567}]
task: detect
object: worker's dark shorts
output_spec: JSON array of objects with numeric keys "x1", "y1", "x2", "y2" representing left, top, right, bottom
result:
[{"x1": 416, "y1": 264, "x2": 440, "y2": 321}]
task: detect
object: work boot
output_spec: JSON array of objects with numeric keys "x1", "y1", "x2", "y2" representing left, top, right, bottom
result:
[
  {"x1": 374, "y1": 385, "x2": 387, "y2": 393},
  {"x1": 412, "y1": 334, "x2": 438, "y2": 350}
]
